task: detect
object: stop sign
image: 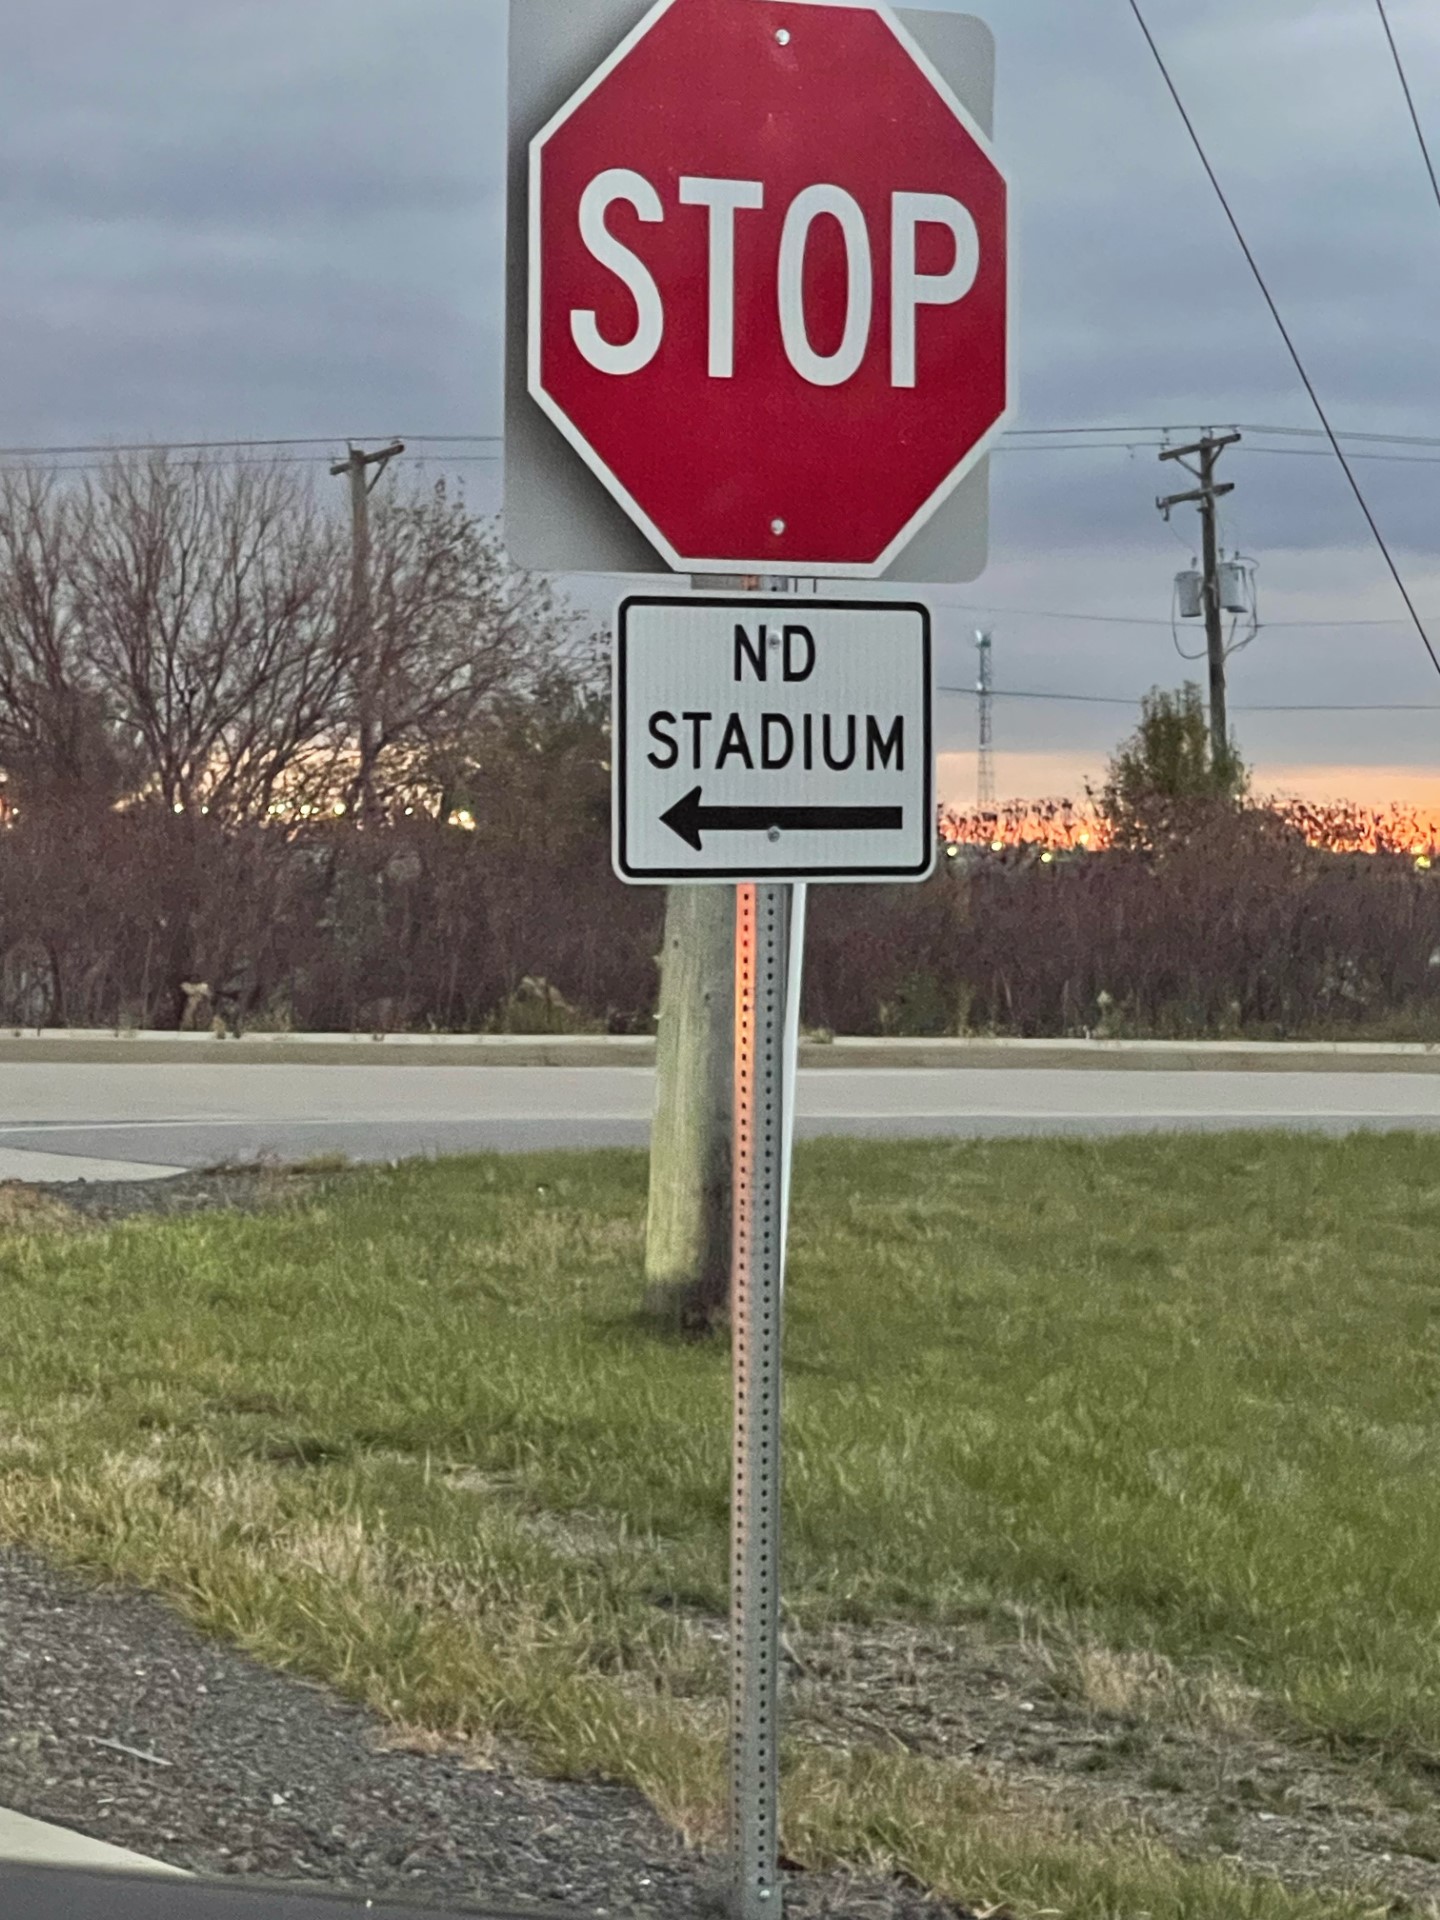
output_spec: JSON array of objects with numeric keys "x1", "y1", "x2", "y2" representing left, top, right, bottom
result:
[{"x1": 529, "y1": 0, "x2": 1009, "y2": 578}]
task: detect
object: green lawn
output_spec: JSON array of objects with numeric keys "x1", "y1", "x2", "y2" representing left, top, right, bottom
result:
[{"x1": 4, "y1": 1136, "x2": 1440, "y2": 1918}]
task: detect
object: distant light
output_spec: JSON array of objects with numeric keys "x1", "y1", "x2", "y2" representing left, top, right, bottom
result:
[
  {"x1": 1077, "y1": 833, "x2": 1091, "y2": 848},
  {"x1": 946, "y1": 845, "x2": 960, "y2": 860},
  {"x1": 1418, "y1": 856, "x2": 1433, "y2": 871},
  {"x1": 1041, "y1": 851, "x2": 1055, "y2": 864},
  {"x1": 333, "y1": 802, "x2": 347, "y2": 817},
  {"x1": 173, "y1": 802, "x2": 184, "y2": 814},
  {"x1": 990, "y1": 839, "x2": 1004, "y2": 853}
]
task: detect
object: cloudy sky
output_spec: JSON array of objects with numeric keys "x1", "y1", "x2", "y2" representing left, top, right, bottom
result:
[{"x1": 2, "y1": 0, "x2": 1439, "y2": 808}]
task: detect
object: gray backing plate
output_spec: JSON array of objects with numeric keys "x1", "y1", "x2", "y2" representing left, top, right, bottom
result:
[{"x1": 505, "y1": 2, "x2": 995, "y2": 584}]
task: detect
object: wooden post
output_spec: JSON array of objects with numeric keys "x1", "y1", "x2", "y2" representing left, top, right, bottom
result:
[
  {"x1": 642, "y1": 573, "x2": 755, "y2": 1331},
  {"x1": 644, "y1": 882, "x2": 735, "y2": 1330},
  {"x1": 330, "y1": 441, "x2": 404, "y2": 818}
]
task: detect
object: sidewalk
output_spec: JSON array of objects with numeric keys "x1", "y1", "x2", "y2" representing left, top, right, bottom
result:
[
  {"x1": 5, "y1": 1028, "x2": 1440, "y2": 1072},
  {"x1": 0, "y1": 1147, "x2": 187, "y2": 1183},
  {"x1": 0, "y1": 1806, "x2": 185, "y2": 1876}
]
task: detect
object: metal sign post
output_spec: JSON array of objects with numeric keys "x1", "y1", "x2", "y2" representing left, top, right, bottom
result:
[
  {"x1": 730, "y1": 880, "x2": 792, "y2": 1919},
  {"x1": 614, "y1": 585, "x2": 930, "y2": 1919},
  {"x1": 518, "y1": 6, "x2": 1009, "y2": 1909}
]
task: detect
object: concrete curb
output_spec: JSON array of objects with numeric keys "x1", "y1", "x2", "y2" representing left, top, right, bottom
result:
[
  {"x1": 0, "y1": 1806, "x2": 186, "y2": 1876},
  {"x1": 5, "y1": 1029, "x2": 1440, "y2": 1072},
  {"x1": 0, "y1": 1148, "x2": 188, "y2": 1183}
]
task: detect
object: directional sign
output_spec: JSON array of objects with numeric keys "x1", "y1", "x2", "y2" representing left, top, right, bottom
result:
[
  {"x1": 528, "y1": 0, "x2": 1010, "y2": 577},
  {"x1": 613, "y1": 596, "x2": 934, "y2": 883}
]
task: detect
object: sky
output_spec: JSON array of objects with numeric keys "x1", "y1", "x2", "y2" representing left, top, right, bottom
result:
[{"x1": 0, "y1": 0, "x2": 1438, "y2": 809}]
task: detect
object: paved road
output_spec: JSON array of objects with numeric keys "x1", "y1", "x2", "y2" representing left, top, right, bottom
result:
[
  {"x1": 0, "y1": 1862, "x2": 574, "y2": 1919},
  {"x1": 5, "y1": 1062, "x2": 1440, "y2": 1180}
]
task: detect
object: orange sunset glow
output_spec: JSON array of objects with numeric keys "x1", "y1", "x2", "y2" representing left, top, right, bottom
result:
[{"x1": 940, "y1": 796, "x2": 1440, "y2": 860}]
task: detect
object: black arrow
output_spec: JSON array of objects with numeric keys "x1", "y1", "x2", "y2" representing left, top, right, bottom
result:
[{"x1": 660, "y1": 786, "x2": 903, "y2": 852}]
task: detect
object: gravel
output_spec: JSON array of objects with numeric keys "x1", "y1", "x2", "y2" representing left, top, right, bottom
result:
[
  {"x1": 0, "y1": 1550, "x2": 971, "y2": 1919},
  {"x1": 40, "y1": 1167, "x2": 333, "y2": 1225}
]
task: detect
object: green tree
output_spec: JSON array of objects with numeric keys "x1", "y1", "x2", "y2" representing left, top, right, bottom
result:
[
  {"x1": 1097, "y1": 683, "x2": 1246, "y2": 849},
  {"x1": 432, "y1": 654, "x2": 609, "y2": 861}
]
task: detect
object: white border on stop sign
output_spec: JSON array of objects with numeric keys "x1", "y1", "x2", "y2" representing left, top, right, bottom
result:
[{"x1": 526, "y1": 0, "x2": 1016, "y2": 581}]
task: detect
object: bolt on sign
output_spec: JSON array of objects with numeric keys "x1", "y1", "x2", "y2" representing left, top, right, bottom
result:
[{"x1": 527, "y1": 0, "x2": 1010, "y2": 576}]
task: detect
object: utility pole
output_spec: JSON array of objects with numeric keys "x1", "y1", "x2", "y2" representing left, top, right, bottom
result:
[
  {"x1": 643, "y1": 573, "x2": 748, "y2": 1329},
  {"x1": 1158, "y1": 432, "x2": 1239, "y2": 766},
  {"x1": 975, "y1": 630, "x2": 996, "y2": 811},
  {"x1": 644, "y1": 575, "x2": 802, "y2": 1333},
  {"x1": 331, "y1": 440, "x2": 405, "y2": 819}
]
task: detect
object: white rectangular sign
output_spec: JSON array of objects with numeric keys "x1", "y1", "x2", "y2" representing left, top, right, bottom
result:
[{"x1": 613, "y1": 596, "x2": 934, "y2": 884}]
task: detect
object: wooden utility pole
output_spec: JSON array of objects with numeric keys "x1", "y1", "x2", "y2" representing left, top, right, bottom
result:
[
  {"x1": 644, "y1": 884, "x2": 736, "y2": 1328},
  {"x1": 331, "y1": 441, "x2": 405, "y2": 817},
  {"x1": 1158, "y1": 432, "x2": 1239, "y2": 766},
  {"x1": 642, "y1": 572, "x2": 760, "y2": 1330}
]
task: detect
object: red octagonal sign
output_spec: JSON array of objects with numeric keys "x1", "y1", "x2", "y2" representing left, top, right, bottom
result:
[{"x1": 529, "y1": 0, "x2": 1010, "y2": 578}]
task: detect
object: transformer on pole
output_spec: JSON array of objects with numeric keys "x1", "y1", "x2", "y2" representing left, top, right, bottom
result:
[
  {"x1": 1157, "y1": 432, "x2": 1240, "y2": 765},
  {"x1": 976, "y1": 630, "x2": 996, "y2": 811}
]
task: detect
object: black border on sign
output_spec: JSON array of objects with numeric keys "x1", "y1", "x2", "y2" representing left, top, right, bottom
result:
[{"x1": 613, "y1": 595, "x2": 936, "y2": 885}]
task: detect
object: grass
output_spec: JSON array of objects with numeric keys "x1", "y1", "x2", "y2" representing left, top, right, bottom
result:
[{"x1": 3, "y1": 1135, "x2": 1440, "y2": 1917}]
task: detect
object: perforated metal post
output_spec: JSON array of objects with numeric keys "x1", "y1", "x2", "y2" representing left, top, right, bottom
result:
[{"x1": 730, "y1": 881, "x2": 791, "y2": 1920}]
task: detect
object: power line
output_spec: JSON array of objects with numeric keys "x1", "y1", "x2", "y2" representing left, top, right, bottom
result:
[
  {"x1": 0, "y1": 451, "x2": 503, "y2": 477},
  {"x1": 938, "y1": 684, "x2": 1440, "y2": 713},
  {"x1": 1235, "y1": 422, "x2": 1440, "y2": 448},
  {"x1": 1011, "y1": 422, "x2": 1440, "y2": 450},
  {"x1": 993, "y1": 441, "x2": 1167, "y2": 454},
  {"x1": 1375, "y1": 0, "x2": 1440, "y2": 219},
  {"x1": 929, "y1": 599, "x2": 1426, "y2": 631},
  {"x1": 1127, "y1": 0, "x2": 1440, "y2": 683},
  {"x1": 0, "y1": 433, "x2": 501, "y2": 460},
  {"x1": 997, "y1": 440, "x2": 1440, "y2": 463},
  {"x1": 1237, "y1": 444, "x2": 1440, "y2": 466},
  {"x1": 17, "y1": 438, "x2": 1440, "y2": 476},
  {"x1": 567, "y1": 579, "x2": 1430, "y2": 634},
  {"x1": 3, "y1": 422, "x2": 1440, "y2": 466},
  {"x1": 1, "y1": 419, "x2": 1439, "y2": 455}
]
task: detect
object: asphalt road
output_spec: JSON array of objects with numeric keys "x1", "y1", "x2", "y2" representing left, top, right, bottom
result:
[
  {"x1": 0, "y1": 1864, "x2": 577, "y2": 1920},
  {"x1": 5, "y1": 1062, "x2": 1440, "y2": 1180}
]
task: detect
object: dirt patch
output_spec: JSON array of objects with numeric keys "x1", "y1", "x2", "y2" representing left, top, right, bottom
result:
[
  {"x1": 24, "y1": 1165, "x2": 335, "y2": 1226},
  {"x1": 439, "y1": 1465, "x2": 667, "y2": 1562},
  {"x1": 0, "y1": 1181, "x2": 77, "y2": 1233},
  {"x1": 775, "y1": 1615, "x2": 1440, "y2": 1911}
]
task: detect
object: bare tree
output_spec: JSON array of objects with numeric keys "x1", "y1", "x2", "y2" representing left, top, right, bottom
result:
[
  {"x1": 0, "y1": 469, "x2": 136, "y2": 806},
  {"x1": 352, "y1": 479, "x2": 579, "y2": 816},
  {"x1": 0, "y1": 460, "x2": 581, "y2": 828},
  {"x1": 68, "y1": 454, "x2": 351, "y2": 821}
]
